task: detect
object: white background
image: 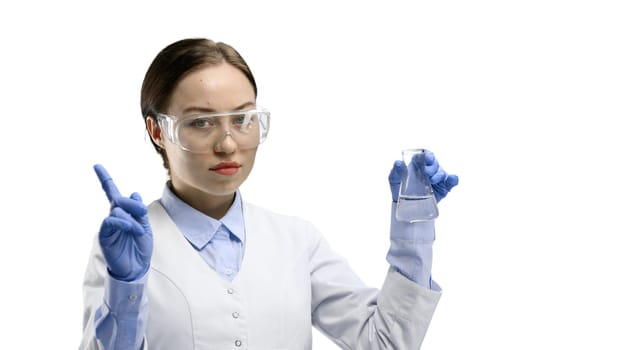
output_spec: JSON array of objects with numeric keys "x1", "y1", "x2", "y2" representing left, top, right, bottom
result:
[{"x1": 1, "y1": 1, "x2": 621, "y2": 349}]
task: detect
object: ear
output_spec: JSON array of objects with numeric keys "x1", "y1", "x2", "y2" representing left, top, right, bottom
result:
[{"x1": 146, "y1": 116, "x2": 164, "y2": 148}]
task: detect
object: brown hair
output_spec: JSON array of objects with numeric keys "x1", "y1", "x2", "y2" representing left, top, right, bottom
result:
[{"x1": 140, "y1": 38, "x2": 257, "y2": 169}]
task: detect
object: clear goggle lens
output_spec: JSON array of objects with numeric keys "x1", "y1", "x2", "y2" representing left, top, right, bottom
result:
[{"x1": 157, "y1": 108, "x2": 270, "y2": 153}]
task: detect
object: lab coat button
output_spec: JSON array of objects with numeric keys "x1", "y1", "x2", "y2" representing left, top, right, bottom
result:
[
  {"x1": 227, "y1": 288, "x2": 234, "y2": 294},
  {"x1": 225, "y1": 268, "x2": 233, "y2": 275},
  {"x1": 128, "y1": 294, "x2": 137, "y2": 301},
  {"x1": 232, "y1": 312, "x2": 239, "y2": 318},
  {"x1": 235, "y1": 340, "x2": 242, "y2": 347}
]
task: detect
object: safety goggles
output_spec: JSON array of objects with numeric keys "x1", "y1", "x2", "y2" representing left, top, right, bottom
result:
[{"x1": 156, "y1": 107, "x2": 270, "y2": 153}]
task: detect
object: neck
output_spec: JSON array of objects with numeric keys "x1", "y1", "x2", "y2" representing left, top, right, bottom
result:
[{"x1": 169, "y1": 182, "x2": 236, "y2": 220}]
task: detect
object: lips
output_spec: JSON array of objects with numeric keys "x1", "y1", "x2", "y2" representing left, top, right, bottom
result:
[{"x1": 210, "y1": 161, "x2": 241, "y2": 175}]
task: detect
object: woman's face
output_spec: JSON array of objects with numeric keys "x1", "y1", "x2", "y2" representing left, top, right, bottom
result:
[{"x1": 157, "y1": 62, "x2": 258, "y2": 205}]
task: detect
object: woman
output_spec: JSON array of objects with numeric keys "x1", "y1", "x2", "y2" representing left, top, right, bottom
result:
[{"x1": 80, "y1": 38, "x2": 459, "y2": 350}]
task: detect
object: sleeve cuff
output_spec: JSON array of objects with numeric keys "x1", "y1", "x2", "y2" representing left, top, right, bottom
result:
[
  {"x1": 378, "y1": 268, "x2": 442, "y2": 322},
  {"x1": 104, "y1": 273, "x2": 148, "y2": 317}
]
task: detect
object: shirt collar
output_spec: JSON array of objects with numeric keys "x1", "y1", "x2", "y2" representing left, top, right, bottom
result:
[{"x1": 159, "y1": 183, "x2": 246, "y2": 250}]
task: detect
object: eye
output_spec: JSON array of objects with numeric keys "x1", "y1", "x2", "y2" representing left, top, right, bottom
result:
[
  {"x1": 188, "y1": 117, "x2": 216, "y2": 129},
  {"x1": 232, "y1": 113, "x2": 248, "y2": 125},
  {"x1": 232, "y1": 113, "x2": 254, "y2": 129}
]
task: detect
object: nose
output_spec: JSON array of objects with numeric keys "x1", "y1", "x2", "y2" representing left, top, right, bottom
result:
[{"x1": 214, "y1": 130, "x2": 238, "y2": 154}]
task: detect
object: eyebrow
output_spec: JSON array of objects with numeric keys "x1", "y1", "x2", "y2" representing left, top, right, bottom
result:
[{"x1": 181, "y1": 101, "x2": 256, "y2": 115}]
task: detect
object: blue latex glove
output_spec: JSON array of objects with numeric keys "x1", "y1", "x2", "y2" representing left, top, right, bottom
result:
[
  {"x1": 388, "y1": 150, "x2": 459, "y2": 203},
  {"x1": 94, "y1": 164, "x2": 153, "y2": 282}
]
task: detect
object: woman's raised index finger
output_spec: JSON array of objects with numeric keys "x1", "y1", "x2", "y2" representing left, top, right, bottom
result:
[{"x1": 93, "y1": 164, "x2": 121, "y2": 202}]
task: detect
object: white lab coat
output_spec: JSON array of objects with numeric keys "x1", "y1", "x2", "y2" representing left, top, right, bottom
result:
[{"x1": 81, "y1": 200, "x2": 441, "y2": 349}]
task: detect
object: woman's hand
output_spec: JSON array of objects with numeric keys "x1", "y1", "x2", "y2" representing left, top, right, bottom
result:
[
  {"x1": 94, "y1": 164, "x2": 153, "y2": 281},
  {"x1": 388, "y1": 150, "x2": 459, "y2": 203}
]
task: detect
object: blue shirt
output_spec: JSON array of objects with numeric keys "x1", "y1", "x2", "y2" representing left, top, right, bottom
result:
[
  {"x1": 159, "y1": 185, "x2": 245, "y2": 281},
  {"x1": 93, "y1": 186, "x2": 437, "y2": 349}
]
